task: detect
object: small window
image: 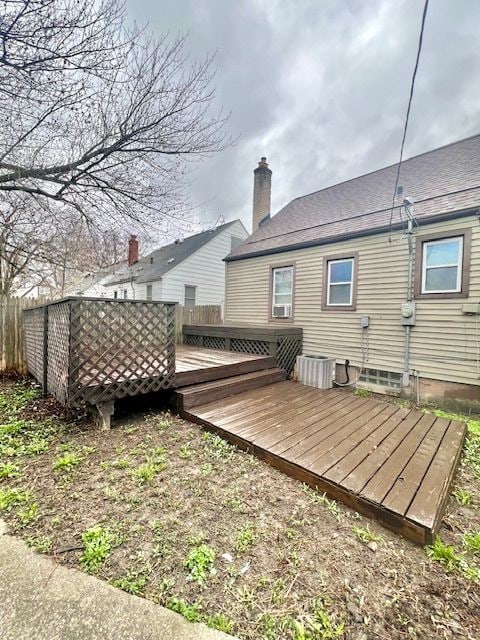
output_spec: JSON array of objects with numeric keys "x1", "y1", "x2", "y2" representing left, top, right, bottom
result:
[
  {"x1": 184, "y1": 285, "x2": 196, "y2": 310},
  {"x1": 146, "y1": 284, "x2": 153, "y2": 301},
  {"x1": 271, "y1": 266, "x2": 293, "y2": 319},
  {"x1": 113, "y1": 290, "x2": 118, "y2": 299},
  {"x1": 421, "y1": 236, "x2": 463, "y2": 293},
  {"x1": 327, "y1": 258, "x2": 354, "y2": 306},
  {"x1": 123, "y1": 289, "x2": 127, "y2": 299},
  {"x1": 231, "y1": 235, "x2": 243, "y2": 251}
]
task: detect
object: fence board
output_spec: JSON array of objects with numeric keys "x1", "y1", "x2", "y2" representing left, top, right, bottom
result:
[{"x1": 1, "y1": 297, "x2": 222, "y2": 373}]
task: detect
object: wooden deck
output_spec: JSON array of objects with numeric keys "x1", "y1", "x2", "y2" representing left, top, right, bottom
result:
[{"x1": 181, "y1": 380, "x2": 466, "y2": 545}]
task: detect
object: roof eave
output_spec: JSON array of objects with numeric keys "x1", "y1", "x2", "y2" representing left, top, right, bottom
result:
[{"x1": 224, "y1": 207, "x2": 480, "y2": 262}]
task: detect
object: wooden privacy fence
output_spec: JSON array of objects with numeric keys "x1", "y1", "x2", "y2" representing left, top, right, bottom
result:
[{"x1": 1, "y1": 296, "x2": 222, "y2": 374}]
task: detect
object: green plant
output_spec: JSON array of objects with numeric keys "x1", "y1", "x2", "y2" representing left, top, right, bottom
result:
[
  {"x1": 166, "y1": 597, "x2": 203, "y2": 622},
  {"x1": 111, "y1": 458, "x2": 130, "y2": 469},
  {"x1": 203, "y1": 432, "x2": 234, "y2": 460},
  {"x1": 53, "y1": 451, "x2": 81, "y2": 472},
  {"x1": 133, "y1": 461, "x2": 159, "y2": 485},
  {"x1": 26, "y1": 535, "x2": 52, "y2": 553},
  {"x1": 0, "y1": 462, "x2": 20, "y2": 479},
  {"x1": 354, "y1": 386, "x2": 372, "y2": 398},
  {"x1": 184, "y1": 544, "x2": 215, "y2": 584},
  {"x1": 425, "y1": 536, "x2": 461, "y2": 571},
  {"x1": 453, "y1": 488, "x2": 472, "y2": 506},
  {"x1": 178, "y1": 444, "x2": 193, "y2": 459},
  {"x1": 206, "y1": 613, "x2": 235, "y2": 633},
  {"x1": 112, "y1": 570, "x2": 149, "y2": 595},
  {"x1": 463, "y1": 531, "x2": 480, "y2": 555},
  {"x1": 18, "y1": 502, "x2": 38, "y2": 526},
  {"x1": 302, "y1": 486, "x2": 340, "y2": 518},
  {"x1": 201, "y1": 463, "x2": 213, "y2": 476},
  {"x1": 80, "y1": 525, "x2": 117, "y2": 572},
  {"x1": 352, "y1": 525, "x2": 382, "y2": 544},
  {"x1": 0, "y1": 487, "x2": 30, "y2": 511},
  {"x1": 234, "y1": 523, "x2": 256, "y2": 553},
  {"x1": 280, "y1": 597, "x2": 344, "y2": 639}
]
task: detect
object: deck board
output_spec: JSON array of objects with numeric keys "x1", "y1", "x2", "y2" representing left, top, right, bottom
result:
[{"x1": 180, "y1": 379, "x2": 466, "y2": 545}]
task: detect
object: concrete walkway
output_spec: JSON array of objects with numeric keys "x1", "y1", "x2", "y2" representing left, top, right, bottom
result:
[{"x1": 0, "y1": 522, "x2": 234, "y2": 640}]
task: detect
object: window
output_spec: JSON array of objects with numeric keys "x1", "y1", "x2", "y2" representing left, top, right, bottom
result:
[
  {"x1": 146, "y1": 284, "x2": 153, "y2": 301},
  {"x1": 359, "y1": 368, "x2": 402, "y2": 390},
  {"x1": 123, "y1": 290, "x2": 127, "y2": 299},
  {"x1": 322, "y1": 254, "x2": 357, "y2": 310},
  {"x1": 113, "y1": 290, "x2": 118, "y2": 299},
  {"x1": 271, "y1": 266, "x2": 294, "y2": 319},
  {"x1": 415, "y1": 229, "x2": 471, "y2": 299},
  {"x1": 184, "y1": 285, "x2": 196, "y2": 310},
  {"x1": 230, "y1": 235, "x2": 243, "y2": 251},
  {"x1": 422, "y1": 237, "x2": 462, "y2": 293}
]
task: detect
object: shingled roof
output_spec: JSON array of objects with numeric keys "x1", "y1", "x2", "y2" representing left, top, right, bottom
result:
[
  {"x1": 226, "y1": 134, "x2": 480, "y2": 261},
  {"x1": 108, "y1": 221, "x2": 237, "y2": 286}
]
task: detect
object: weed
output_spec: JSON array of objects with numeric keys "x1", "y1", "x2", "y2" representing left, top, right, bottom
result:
[
  {"x1": 234, "y1": 523, "x2": 256, "y2": 553},
  {"x1": 26, "y1": 535, "x2": 52, "y2": 553},
  {"x1": 0, "y1": 487, "x2": 30, "y2": 511},
  {"x1": 302, "y1": 486, "x2": 340, "y2": 518},
  {"x1": 152, "y1": 521, "x2": 177, "y2": 558},
  {"x1": 260, "y1": 613, "x2": 277, "y2": 639},
  {"x1": 453, "y1": 488, "x2": 472, "y2": 506},
  {"x1": 463, "y1": 531, "x2": 480, "y2": 555},
  {"x1": 112, "y1": 569, "x2": 149, "y2": 595},
  {"x1": 354, "y1": 386, "x2": 372, "y2": 398},
  {"x1": 0, "y1": 462, "x2": 20, "y2": 479},
  {"x1": 133, "y1": 461, "x2": 159, "y2": 485},
  {"x1": 80, "y1": 525, "x2": 117, "y2": 572},
  {"x1": 166, "y1": 597, "x2": 203, "y2": 622},
  {"x1": 281, "y1": 596, "x2": 345, "y2": 639},
  {"x1": 51, "y1": 515, "x2": 62, "y2": 527},
  {"x1": 156, "y1": 418, "x2": 171, "y2": 431},
  {"x1": 184, "y1": 543, "x2": 215, "y2": 585},
  {"x1": 236, "y1": 586, "x2": 257, "y2": 608},
  {"x1": 18, "y1": 502, "x2": 38, "y2": 526},
  {"x1": 111, "y1": 459, "x2": 130, "y2": 469},
  {"x1": 201, "y1": 463, "x2": 214, "y2": 476},
  {"x1": 425, "y1": 537, "x2": 461, "y2": 571},
  {"x1": 352, "y1": 525, "x2": 382, "y2": 544},
  {"x1": 271, "y1": 578, "x2": 286, "y2": 606},
  {"x1": 26, "y1": 437, "x2": 49, "y2": 456},
  {"x1": 285, "y1": 528, "x2": 296, "y2": 540},
  {"x1": 53, "y1": 451, "x2": 81, "y2": 472},
  {"x1": 187, "y1": 532, "x2": 206, "y2": 546},
  {"x1": 206, "y1": 613, "x2": 235, "y2": 633},
  {"x1": 178, "y1": 444, "x2": 193, "y2": 459},
  {"x1": 203, "y1": 432, "x2": 234, "y2": 460}
]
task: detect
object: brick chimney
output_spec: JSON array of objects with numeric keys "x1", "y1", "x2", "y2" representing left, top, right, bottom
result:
[
  {"x1": 252, "y1": 156, "x2": 272, "y2": 231},
  {"x1": 128, "y1": 235, "x2": 139, "y2": 266}
]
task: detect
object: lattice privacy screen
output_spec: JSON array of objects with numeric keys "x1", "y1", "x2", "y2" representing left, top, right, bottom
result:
[{"x1": 23, "y1": 298, "x2": 176, "y2": 407}]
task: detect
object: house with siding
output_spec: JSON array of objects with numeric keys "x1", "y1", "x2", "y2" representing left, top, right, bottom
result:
[
  {"x1": 224, "y1": 137, "x2": 480, "y2": 410},
  {"x1": 105, "y1": 220, "x2": 248, "y2": 309}
]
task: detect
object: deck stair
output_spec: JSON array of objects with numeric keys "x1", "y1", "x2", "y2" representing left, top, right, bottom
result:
[{"x1": 173, "y1": 367, "x2": 286, "y2": 410}]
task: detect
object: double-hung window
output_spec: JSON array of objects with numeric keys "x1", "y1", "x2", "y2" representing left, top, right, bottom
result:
[
  {"x1": 271, "y1": 266, "x2": 293, "y2": 319},
  {"x1": 184, "y1": 285, "x2": 196, "y2": 310},
  {"x1": 421, "y1": 237, "x2": 463, "y2": 293},
  {"x1": 415, "y1": 229, "x2": 471, "y2": 298},
  {"x1": 322, "y1": 255, "x2": 357, "y2": 310}
]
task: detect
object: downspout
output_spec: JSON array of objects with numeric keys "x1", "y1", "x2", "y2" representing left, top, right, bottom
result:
[{"x1": 402, "y1": 198, "x2": 415, "y2": 388}]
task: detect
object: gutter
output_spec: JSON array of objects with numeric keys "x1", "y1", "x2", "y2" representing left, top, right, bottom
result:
[{"x1": 224, "y1": 207, "x2": 480, "y2": 262}]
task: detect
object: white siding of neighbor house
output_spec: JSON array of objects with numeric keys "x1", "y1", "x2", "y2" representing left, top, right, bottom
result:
[
  {"x1": 225, "y1": 214, "x2": 480, "y2": 387},
  {"x1": 81, "y1": 274, "x2": 115, "y2": 298},
  {"x1": 160, "y1": 219, "x2": 248, "y2": 307}
]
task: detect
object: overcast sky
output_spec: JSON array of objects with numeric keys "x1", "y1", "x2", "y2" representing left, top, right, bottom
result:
[{"x1": 126, "y1": 0, "x2": 480, "y2": 234}]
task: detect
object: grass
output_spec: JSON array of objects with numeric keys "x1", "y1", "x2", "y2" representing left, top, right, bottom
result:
[
  {"x1": 52, "y1": 451, "x2": 81, "y2": 472},
  {"x1": 463, "y1": 531, "x2": 480, "y2": 555},
  {"x1": 80, "y1": 525, "x2": 117, "y2": 573},
  {"x1": 352, "y1": 525, "x2": 382, "y2": 544},
  {"x1": 184, "y1": 543, "x2": 215, "y2": 585},
  {"x1": 0, "y1": 462, "x2": 21, "y2": 479},
  {"x1": 453, "y1": 488, "x2": 472, "y2": 506},
  {"x1": 0, "y1": 487, "x2": 30, "y2": 511},
  {"x1": 302, "y1": 485, "x2": 340, "y2": 518},
  {"x1": 425, "y1": 536, "x2": 480, "y2": 582}
]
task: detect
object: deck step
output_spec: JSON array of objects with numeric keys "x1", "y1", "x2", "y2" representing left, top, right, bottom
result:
[
  {"x1": 174, "y1": 368, "x2": 286, "y2": 410},
  {"x1": 174, "y1": 354, "x2": 276, "y2": 387}
]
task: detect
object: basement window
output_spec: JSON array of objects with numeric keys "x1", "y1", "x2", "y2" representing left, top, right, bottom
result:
[{"x1": 359, "y1": 368, "x2": 402, "y2": 389}]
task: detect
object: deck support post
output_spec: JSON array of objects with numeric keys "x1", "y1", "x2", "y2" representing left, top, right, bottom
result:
[{"x1": 91, "y1": 400, "x2": 115, "y2": 430}]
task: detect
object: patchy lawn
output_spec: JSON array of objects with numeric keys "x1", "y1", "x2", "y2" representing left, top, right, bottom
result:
[{"x1": 1, "y1": 377, "x2": 479, "y2": 640}]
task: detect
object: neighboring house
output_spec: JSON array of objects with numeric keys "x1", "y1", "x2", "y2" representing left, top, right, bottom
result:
[
  {"x1": 224, "y1": 137, "x2": 480, "y2": 409},
  {"x1": 105, "y1": 220, "x2": 248, "y2": 309},
  {"x1": 65, "y1": 264, "x2": 126, "y2": 298}
]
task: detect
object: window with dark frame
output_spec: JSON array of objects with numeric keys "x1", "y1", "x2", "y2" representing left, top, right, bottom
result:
[
  {"x1": 146, "y1": 284, "x2": 153, "y2": 300},
  {"x1": 123, "y1": 289, "x2": 127, "y2": 299},
  {"x1": 184, "y1": 285, "x2": 196, "y2": 310},
  {"x1": 271, "y1": 266, "x2": 293, "y2": 319},
  {"x1": 113, "y1": 290, "x2": 118, "y2": 299}
]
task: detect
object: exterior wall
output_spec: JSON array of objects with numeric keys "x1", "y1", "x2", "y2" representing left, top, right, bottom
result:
[
  {"x1": 225, "y1": 215, "x2": 480, "y2": 396},
  {"x1": 161, "y1": 220, "x2": 248, "y2": 308}
]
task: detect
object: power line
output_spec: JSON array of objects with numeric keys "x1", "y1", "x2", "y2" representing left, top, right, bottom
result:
[{"x1": 388, "y1": 0, "x2": 430, "y2": 241}]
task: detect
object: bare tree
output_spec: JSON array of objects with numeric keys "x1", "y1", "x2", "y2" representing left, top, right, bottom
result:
[{"x1": 0, "y1": 0, "x2": 227, "y2": 228}]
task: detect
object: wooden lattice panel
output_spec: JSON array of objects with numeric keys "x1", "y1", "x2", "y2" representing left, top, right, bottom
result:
[
  {"x1": 46, "y1": 302, "x2": 71, "y2": 405},
  {"x1": 68, "y1": 299, "x2": 176, "y2": 406},
  {"x1": 203, "y1": 336, "x2": 226, "y2": 350},
  {"x1": 276, "y1": 336, "x2": 302, "y2": 375},
  {"x1": 23, "y1": 307, "x2": 45, "y2": 387},
  {"x1": 185, "y1": 334, "x2": 201, "y2": 347},
  {"x1": 230, "y1": 338, "x2": 270, "y2": 356}
]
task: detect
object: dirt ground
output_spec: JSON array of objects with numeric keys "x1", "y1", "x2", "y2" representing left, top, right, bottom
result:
[{"x1": 0, "y1": 377, "x2": 479, "y2": 640}]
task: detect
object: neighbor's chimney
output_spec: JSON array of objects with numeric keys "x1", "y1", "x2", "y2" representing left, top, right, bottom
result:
[
  {"x1": 252, "y1": 156, "x2": 272, "y2": 231},
  {"x1": 128, "y1": 234, "x2": 139, "y2": 266}
]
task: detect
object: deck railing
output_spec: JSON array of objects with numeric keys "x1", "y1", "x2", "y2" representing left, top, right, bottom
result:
[
  {"x1": 182, "y1": 323, "x2": 303, "y2": 375},
  {"x1": 23, "y1": 297, "x2": 176, "y2": 407}
]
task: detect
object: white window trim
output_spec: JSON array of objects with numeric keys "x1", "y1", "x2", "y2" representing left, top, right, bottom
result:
[
  {"x1": 272, "y1": 266, "x2": 293, "y2": 318},
  {"x1": 327, "y1": 258, "x2": 354, "y2": 306},
  {"x1": 184, "y1": 284, "x2": 197, "y2": 308},
  {"x1": 421, "y1": 236, "x2": 463, "y2": 294}
]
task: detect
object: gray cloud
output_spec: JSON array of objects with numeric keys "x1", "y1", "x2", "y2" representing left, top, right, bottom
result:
[{"x1": 126, "y1": 0, "x2": 480, "y2": 233}]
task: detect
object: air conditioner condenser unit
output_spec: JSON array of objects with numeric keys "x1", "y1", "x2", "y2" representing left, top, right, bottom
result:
[{"x1": 296, "y1": 355, "x2": 336, "y2": 390}]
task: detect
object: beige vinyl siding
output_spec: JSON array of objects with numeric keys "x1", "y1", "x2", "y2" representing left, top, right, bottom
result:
[{"x1": 225, "y1": 215, "x2": 480, "y2": 386}]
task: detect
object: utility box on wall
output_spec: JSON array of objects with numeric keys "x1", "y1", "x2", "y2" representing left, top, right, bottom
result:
[{"x1": 296, "y1": 355, "x2": 336, "y2": 390}]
